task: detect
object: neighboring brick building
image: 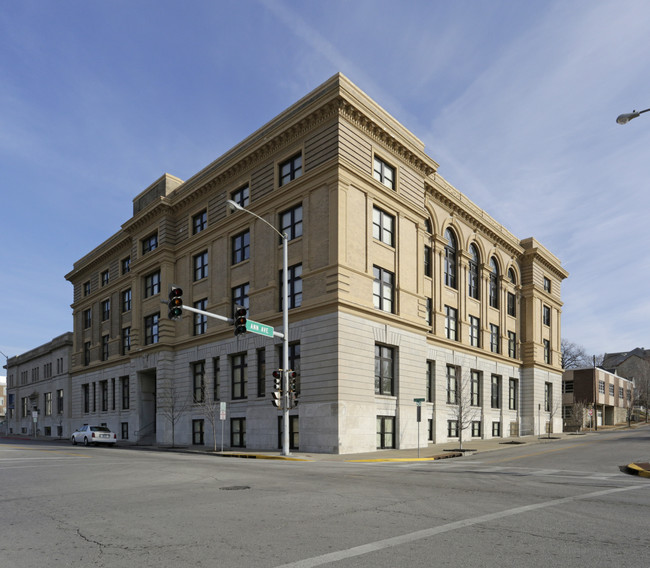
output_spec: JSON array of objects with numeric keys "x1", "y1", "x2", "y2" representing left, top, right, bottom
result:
[
  {"x1": 562, "y1": 367, "x2": 634, "y2": 429},
  {"x1": 17, "y1": 74, "x2": 566, "y2": 453}
]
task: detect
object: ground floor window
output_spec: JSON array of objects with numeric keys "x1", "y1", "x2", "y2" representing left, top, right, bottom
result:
[
  {"x1": 121, "y1": 422, "x2": 129, "y2": 440},
  {"x1": 471, "y1": 421, "x2": 482, "y2": 438},
  {"x1": 428, "y1": 419, "x2": 433, "y2": 441},
  {"x1": 231, "y1": 417, "x2": 246, "y2": 448},
  {"x1": 377, "y1": 416, "x2": 395, "y2": 449},
  {"x1": 193, "y1": 419, "x2": 205, "y2": 445},
  {"x1": 447, "y1": 419, "x2": 458, "y2": 438},
  {"x1": 278, "y1": 415, "x2": 299, "y2": 450},
  {"x1": 492, "y1": 421, "x2": 501, "y2": 437}
]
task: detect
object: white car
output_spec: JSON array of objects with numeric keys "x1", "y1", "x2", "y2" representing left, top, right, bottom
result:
[{"x1": 71, "y1": 425, "x2": 117, "y2": 446}]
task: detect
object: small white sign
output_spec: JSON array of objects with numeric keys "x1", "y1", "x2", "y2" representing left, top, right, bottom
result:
[{"x1": 220, "y1": 401, "x2": 227, "y2": 421}]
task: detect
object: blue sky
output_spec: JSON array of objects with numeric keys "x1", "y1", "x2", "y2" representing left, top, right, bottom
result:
[{"x1": 2, "y1": 0, "x2": 650, "y2": 361}]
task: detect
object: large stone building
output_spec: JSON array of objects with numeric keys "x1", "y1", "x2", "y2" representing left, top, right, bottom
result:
[
  {"x1": 14, "y1": 74, "x2": 567, "y2": 453},
  {"x1": 4, "y1": 333, "x2": 73, "y2": 437}
]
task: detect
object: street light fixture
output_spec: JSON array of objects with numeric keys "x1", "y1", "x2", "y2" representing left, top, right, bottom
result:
[
  {"x1": 226, "y1": 200, "x2": 292, "y2": 456},
  {"x1": 616, "y1": 108, "x2": 650, "y2": 124}
]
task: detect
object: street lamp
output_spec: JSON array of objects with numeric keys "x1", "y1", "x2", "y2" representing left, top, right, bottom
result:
[
  {"x1": 226, "y1": 200, "x2": 291, "y2": 456},
  {"x1": 616, "y1": 108, "x2": 650, "y2": 124}
]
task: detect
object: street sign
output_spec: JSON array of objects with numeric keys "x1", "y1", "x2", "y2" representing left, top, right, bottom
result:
[
  {"x1": 413, "y1": 398, "x2": 425, "y2": 405},
  {"x1": 220, "y1": 402, "x2": 227, "y2": 421},
  {"x1": 246, "y1": 319, "x2": 274, "y2": 337}
]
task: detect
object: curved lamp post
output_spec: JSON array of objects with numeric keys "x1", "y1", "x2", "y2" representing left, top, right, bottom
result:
[
  {"x1": 226, "y1": 200, "x2": 291, "y2": 456},
  {"x1": 616, "y1": 108, "x2": 650, "y2": 124}
]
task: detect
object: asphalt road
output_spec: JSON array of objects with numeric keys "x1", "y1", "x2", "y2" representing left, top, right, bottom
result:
[{"x1": 1, "y1": 428, "x2": 649, "y2": 568}]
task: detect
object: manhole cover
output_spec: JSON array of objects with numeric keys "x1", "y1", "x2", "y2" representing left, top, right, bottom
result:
[{"x1": 220, "y1": 485, "x2": 251, "y2": 491}]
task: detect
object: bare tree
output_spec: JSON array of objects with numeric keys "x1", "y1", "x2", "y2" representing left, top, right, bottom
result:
[
  {"x1": 569, "y1": 400, "x2": 588, "y2": 433},
  {"x1": 195, "y1": 385, "x2": 221, "y2": 452},
  {"x1": 450, "y1": 368, "x2": 482, "y2": 450},
  {"x1": 158, "y1": 377, "x2": 190, "y2": 447},
  {"x1": 561, "y1": 339, "x2": 604, "y2": 369}
]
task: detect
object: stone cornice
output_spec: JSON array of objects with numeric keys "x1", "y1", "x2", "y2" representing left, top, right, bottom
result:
[{"x1": 426, "y1": 178, "x2": 523, "y2": 257}]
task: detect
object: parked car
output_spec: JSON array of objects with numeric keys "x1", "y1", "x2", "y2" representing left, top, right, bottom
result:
[{"x1": 71, "y1": 425, "x2": 117, "y2": 446}]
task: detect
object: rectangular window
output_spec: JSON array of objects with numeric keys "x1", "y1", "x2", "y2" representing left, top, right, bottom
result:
[
  {"x1": 144, "y1": 271, "x2": 161, "y2": 297},
  {"x1": 192, "y1": 419, "x2": 205, "y2": 445},
  {"x1": 619, "y1": 387, "x2": 624, "y2": 400},
  {"x1": 544, "y1": 277, "x2": 551, "y2": 292},
  {"x1": 469, "y1": 315, "x2": 480, "y2": 347},
  {"x1": 507, "y1": 292, "x2": 516, "y2": 317},
  {"x1": 598, "y1": 380, "x2": 605, "y2": 395},
  {"x1": 122, "y1": 257, "x2": 131, "y2": 274},
  {"x1": 280, "y1": 264, "x2": 302, "y2": 310},
  {"x1": 508, "y1": 331, "x2": 517, "y2": 358},
  {"x1": 101, "y1": 270, "x2": 109, "y2": 287},
  {"x1": 44, "y1": 392, "x2": 52, "y2": 416},
  {"x1": 83, "y1": 342, "x2": 91, "y2": 366},
  {"x1": 446, "y1": 365, "x2": 458, "y2": 404},
  {"x1": 232, "y1": 283, "x2": 250, "y2": 312},
  {"x1": 543, "y1": 305, "x2": 551, "y2": 326},
  {"x1": 231, "y1": 353, "x2": 248, "y2": 399},
  {"x1": 426, "y1": 360, "x2": 435, "y2": 403},
  {"x1": 213, "y1": 357, "x2": 221, "y2": 401},
  {"x1": 426, "y1": 297, "x2": 432, "y2": 326},
  {"x1": 492, "y1": 422, "x2": 501, "y2": 437},
  {"x1": 509, "y1": 378, "x2": 518, "y2": 410},
  {"x1": 83, "y1": 309, "x2": 92, "y2": 329},
  {"x1": 375, "y1": 344, "x2": 395, "y2": 396},
  {"x1": 280, "y1": 204, "x2": 303, "y2": 241},
  {"x1": 491, "y1": 375, "x2": 501, "y2": 409},
  {"x1": 100, "y1": 380, "x2": 108, "y2": 412},
  {"x1": 490, "y1": 324, "x2": 500, "y2": 353},
  {"x1": 144, "y1": 313, "x2": 160, "y2": 345},
  {"x1": 447, "y1": 420, "x2": 459, "y2": 438},
  {"x1": 101, "y1": 335, "x2": 109, "y2": 361},
  {"x1": 470, "y1": 370, "x2": 481, "y2": 406},
  {"x1": 122, "y1": 327, "x2": 131, "y2": 354},
  {"x1": 121, "y1": 376, "x2": 130, "y2": 410},
  {"x1": 545, "y1": 382, "x2": 552, "y2": 412},
  {"x1": 122, "y1": 289, "x2": 132, "y2": 312},
  {"x1": 231, "y1": 417, "x2": 246, "y2": 447},
  {"x1": 82, "y1": 384, "x2": 89, "y2": 413},
  {"x1": 445, "y1": 306, "x2": 458, "y2": 341},
  {"x1": 563, "y1": 380, "x2": 574, "y2": 394},
  {"x1": 279, "y1": 154, "x2": 302, "y2": 186},
  {"x1": 231, "y1": 185, "x2": 250, "y2": 208},
  {"x1": 57, "y1": 389, "x2": 64, "y2": 414},
  {"x1": 193, "y1": 251, "x2": 209, "y2": 281},
  {"x1": 372, "y1": 207, "x2": 395, "y2": 247},
  {"x1": 257, "y1": 348, "x2": 266, "y2": 398},
  {"x1": 373, "y1": 266, "x2": 394, "y2": 313},
  {"x1": 111, "y1": 378, "x2": 115, "y2": 410},
  {"x1": 193, "y1": 361, "x2": 205, "y2": 403},
  {"x1": 609, "y1": 384, "x2": 615, "y2": 396},
  {"x1": 142, "y1": 233, "x2": 158, "y2": 255},
  {"x1": 101, "y1": 299, "x2": 110, "y2": 321},
  {"x1": 193, "y1": 209, "x2": 207, "y2": 234},
  {"x1": 373, "y1": 156, "x2": 395, "y2": 189},
  {"x1": 121, "y1": 422, "x2": 129, "y2": 440},
  {"x1": 84, "y1": 281, "x2": 91, "y2": 296},
  {"x1": 376, "y1": 416, "x2": 395, "y2": 449},
  {"x1": 471, "y1": 421, "x2": 482, "y2": 438},
  {"x1": 424, "y1": 245, "x2": 432, "y2": 277},
  {"x1": 543, "y1": 339, "x2": 551, "y2": 364},
  {"x1": 232, "y1": 231, "x2": 250, "y2": 264},
  {"x1": 194, "y1": 299, "x2": 208, "y2": 335}
]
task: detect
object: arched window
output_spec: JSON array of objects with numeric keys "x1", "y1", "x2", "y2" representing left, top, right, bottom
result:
[
  {"x1": 489, "y1": 257, "x2": 499, "y2": 308},
  {"x1": 508, "y1": 268, "x2": 516, "y2": 285},
  {"x1": 468, "y1": 244, "x2": 480, "y2": 299},
  {"x1": 424, "y1": 218, "x2": 433, "y2": 234},
  {"x1": 444, "y1": 228, "x2": 457, "y2": 289}
]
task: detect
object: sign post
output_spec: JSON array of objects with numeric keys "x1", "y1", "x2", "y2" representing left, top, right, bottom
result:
[
  {"x1": 220, "y1": 402, "x2": 227, "y2": 452},
  {"x1": 414, "y1": 398, "x2": 425, "y2": 458}
]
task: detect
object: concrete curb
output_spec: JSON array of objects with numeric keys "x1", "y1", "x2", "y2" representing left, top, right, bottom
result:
[{"x1": 620, "y1": 462, "x2": 650, "y2": 478}]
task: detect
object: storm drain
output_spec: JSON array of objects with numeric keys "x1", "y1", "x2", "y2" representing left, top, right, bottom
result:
[{"x1": 219, "y1": 485, "x2": 251, "y2": 491}]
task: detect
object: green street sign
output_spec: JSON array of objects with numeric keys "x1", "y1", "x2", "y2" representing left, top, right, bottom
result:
[{"x1": 246, "y1": 319, "x2": 274, "y2": 338}]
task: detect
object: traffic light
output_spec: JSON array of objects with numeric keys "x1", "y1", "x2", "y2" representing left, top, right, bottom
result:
[
  {"x1": 271, "y1": 391, "x2": 282, "y2": 409},
  {"x1": 288, "y1": 371, "x2": 297, "y2": 393},
  {"x1": 234, "y1": 305, "x2": 247, "y2": 336},
  {"x1": 272, "y1": 370, "x2": 282, "y2": 391},
  {"x1": 168, "y1": 286, "x2": 183, "y2": 320}
]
